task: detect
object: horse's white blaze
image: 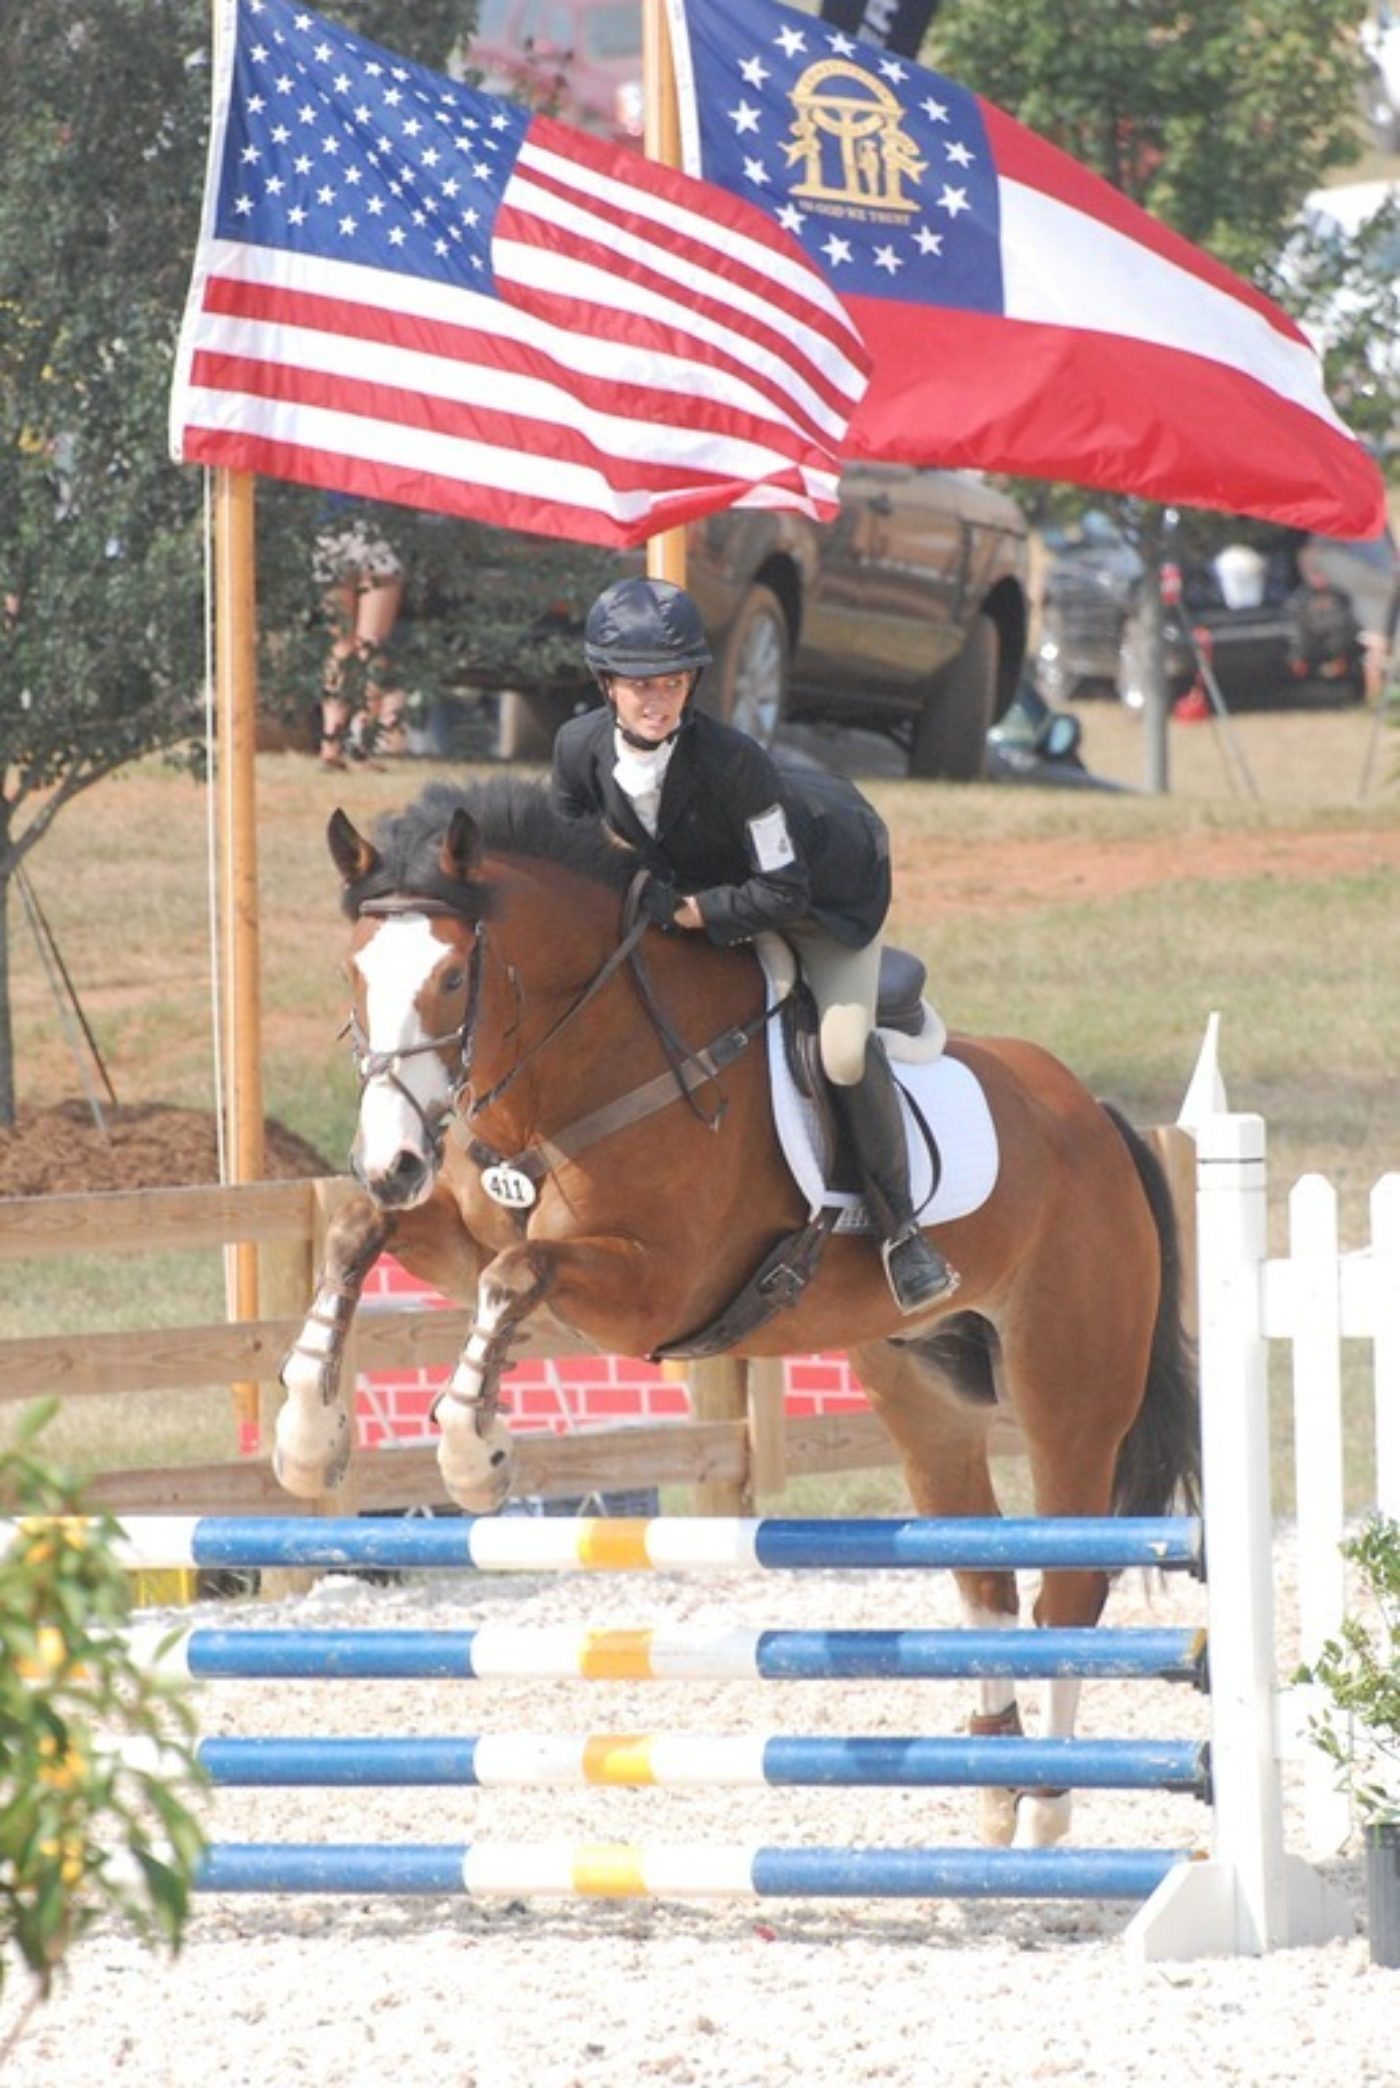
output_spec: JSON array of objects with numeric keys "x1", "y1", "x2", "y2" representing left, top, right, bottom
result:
[{"x1": 353, "y1": 914, "x2": 455, "y2": 1185}]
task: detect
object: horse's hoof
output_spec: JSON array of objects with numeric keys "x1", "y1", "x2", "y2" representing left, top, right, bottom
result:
[
  {"x1": 1012, "y1": 1791, "x2": 1074, "y2": 1849},
  {"x1": 978, "y1": 1787, "x2": 1020, "y2": 1847},
  {"x1": 436, "y1": 1434, "x2": 516, "y2": 1515},
  {"x1": 273, "y1": 1411, "x2": 351, "y2": 1499}
]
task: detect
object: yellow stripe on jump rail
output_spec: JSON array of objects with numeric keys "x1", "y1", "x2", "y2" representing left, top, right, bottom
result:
[
  {"x1": 577, "y1": 1630, "x2": 655, "y2": 1680},
  {"x1": 571, "y1": 1843, "x2": 649, "y2": 1897},
  {"x1": 581, "y1": 1734, "x2": 658, "y2": 1786},
  {"x1": 575, "y1": 1519, "x2": 653, "y2": 1571}
]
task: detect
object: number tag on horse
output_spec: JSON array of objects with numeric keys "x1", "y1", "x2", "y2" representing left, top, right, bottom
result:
[{"x1": 482, "y1": 1162, "x2": 537, "y2": 1209}]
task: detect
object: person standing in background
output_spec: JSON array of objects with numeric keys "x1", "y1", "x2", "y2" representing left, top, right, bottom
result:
[{"x1": 316, "y1": 495, "x2": 408, "y2": 768}]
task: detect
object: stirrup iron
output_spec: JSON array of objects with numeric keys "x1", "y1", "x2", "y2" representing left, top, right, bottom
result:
[{"x1": 881, "y1": 1227, "x2": 960, "y2": 1315}]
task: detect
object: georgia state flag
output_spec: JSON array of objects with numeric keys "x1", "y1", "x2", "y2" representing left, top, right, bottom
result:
[{"x1": 665, "y1": 0, "x2": 1386, "y2": 538}]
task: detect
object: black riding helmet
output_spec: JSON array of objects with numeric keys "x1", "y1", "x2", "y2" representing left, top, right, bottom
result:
[{"x1": 583, "y1": 577, "x2": 713, "y2": 685}]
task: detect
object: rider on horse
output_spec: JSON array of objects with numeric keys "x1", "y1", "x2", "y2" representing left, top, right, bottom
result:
[{"x1": 550, "y1": 576, "x2": 959, "y2": 1316}]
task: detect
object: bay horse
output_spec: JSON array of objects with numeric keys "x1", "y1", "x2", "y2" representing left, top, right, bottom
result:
[{"x1": 277, "y1": 777, "x2": 1199, "y2": 1850}]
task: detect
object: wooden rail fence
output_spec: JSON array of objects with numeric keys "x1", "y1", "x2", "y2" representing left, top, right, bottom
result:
[{"x1": 0, "y1": 1175, "x2": 922, "y2": 1517}]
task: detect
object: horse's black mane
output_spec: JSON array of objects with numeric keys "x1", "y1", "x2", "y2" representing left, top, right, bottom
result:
[{"x1": 342, "y1": 776, "x2": 635, "y2": 918}]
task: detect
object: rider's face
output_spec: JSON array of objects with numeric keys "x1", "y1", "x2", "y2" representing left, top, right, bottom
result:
[{"x1": 607, "y1": 672, "x2": 692, "y2": 743}]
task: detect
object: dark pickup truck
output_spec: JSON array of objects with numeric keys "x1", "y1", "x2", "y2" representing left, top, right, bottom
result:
[{"x1": 494, "y1": 464, "x2": 1030, "y2": 781}]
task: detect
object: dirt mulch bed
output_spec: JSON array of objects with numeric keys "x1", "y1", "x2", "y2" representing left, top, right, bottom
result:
[{"x1": 0, "y1": 1102, "x2": 333, "y2": 1199}]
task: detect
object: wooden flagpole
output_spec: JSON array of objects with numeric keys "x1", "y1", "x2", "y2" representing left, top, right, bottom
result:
[
  {"x1": 212, "y1": 471, "x2": 265, "y2": 1451},
  {"x1": 642, "y1": 0, "x2": 687, "y2": 590},
  {"x1": 207, "y1": 4, "x2": 265, "y2": 1453}
]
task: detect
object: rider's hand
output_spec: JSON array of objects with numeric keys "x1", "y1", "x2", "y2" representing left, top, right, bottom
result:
[{"x1": 672, "y1": 896, "x2": 705, "y2": 931}]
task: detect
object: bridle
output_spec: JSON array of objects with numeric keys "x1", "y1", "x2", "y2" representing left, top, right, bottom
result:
[
  {"x1": 346, "y1": 895, "x2": 487, "y2": 1186},
  {"x1": 346, "y1": 873, "x2": 784, "y2": 1202}
]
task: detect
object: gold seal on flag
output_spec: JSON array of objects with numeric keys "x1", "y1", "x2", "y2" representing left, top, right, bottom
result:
[{"x1": 783, "y1": 60, "x2": 926, "y2": 214}]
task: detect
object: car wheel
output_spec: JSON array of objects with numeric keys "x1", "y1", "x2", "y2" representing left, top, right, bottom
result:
[
  {"x1": 495, "y1": 687, "x2": 569, "y2": 763},
  {"x1": 712, "y1": 584, "x2": 790, "y2": 748},
  {"x1": 909, "y1": 612, "x2": 999, "y2": 780}
]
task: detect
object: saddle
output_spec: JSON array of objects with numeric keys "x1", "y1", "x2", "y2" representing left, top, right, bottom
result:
[{"x1": 652, "y1": 938, "x2": 954, "y2": 1362}]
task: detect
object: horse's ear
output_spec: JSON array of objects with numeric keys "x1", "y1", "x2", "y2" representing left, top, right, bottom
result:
[
  {"x1": 327, "y1": 808, "x2": 380, "y2": 887},
  {"x1": 440, "y1": 807, "x2": 482, "y2": 887}
]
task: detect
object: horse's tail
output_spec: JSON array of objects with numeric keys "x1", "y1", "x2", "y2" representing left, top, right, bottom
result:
[{"x1": 1102, "y1": 1105, "x2": 1202, "y2": 1519}]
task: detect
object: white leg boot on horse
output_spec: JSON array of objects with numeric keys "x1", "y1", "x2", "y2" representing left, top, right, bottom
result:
[
  {"x1": 275, "y1": 1193, "x2": 390, "y2": 1500},
  {"x1": 432, "y1": 1240, "x2": 561, "y2": 1512},
  {"x1": 432, "y1": 1266, "x2": 527, "y2": 1512},
  {"x1": 836, "y1": 1039, "x2": 960, "y2": 1315},
  {"x1": 433, "y1": 1235, "x2": 653, "y2": 1512},
  {"x1": 277, "y1": 1182, "x2": 490, "y2": 1504}
]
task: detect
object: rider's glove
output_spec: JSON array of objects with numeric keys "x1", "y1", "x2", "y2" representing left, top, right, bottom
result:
[{"x1": 637, "y1": 872, "x2": 677, "y2": 929}]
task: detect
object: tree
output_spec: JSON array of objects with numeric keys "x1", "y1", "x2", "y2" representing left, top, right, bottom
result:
[
  {"x1": 931, "y1": 0, "x2": 1373, "y2": 264},
  {"x1": 0, "y1": 0, "x2": 613, "y2": 1127},
  {"x1": 0, "y1": 1403, "x2": 204, "y2": 2053}
]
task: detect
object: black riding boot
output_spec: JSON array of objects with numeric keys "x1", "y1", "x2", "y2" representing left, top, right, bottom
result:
[{"x1": 837, "y1": 1038, "x2": 960, "y2": 1315}]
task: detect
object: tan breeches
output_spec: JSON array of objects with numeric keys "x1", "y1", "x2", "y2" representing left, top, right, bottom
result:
[{"x1": 782, "y1": 919, "x2": 882, "y2": 1088}]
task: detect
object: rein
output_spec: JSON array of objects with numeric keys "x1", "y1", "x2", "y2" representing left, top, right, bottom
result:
[
  {"x1": 348, "y1": 874, "x2": 787, "y2": 1200},
  {"x1": 462, "y1": 870, "x2": 785, "y2": 1193},
  {"x1": 462, "y1": 899, "x2": 650, "y2": 1122}
]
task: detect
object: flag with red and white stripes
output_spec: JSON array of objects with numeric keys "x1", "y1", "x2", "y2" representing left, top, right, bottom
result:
[{"x1": 170, "y1": 0, "x2": 870, "y2": 546}]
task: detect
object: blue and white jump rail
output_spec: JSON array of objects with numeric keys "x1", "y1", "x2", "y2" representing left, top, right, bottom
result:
[
  {"x1": 15, "y1": 1507, "x2": 1223, "y2": 1931},
  {"x1": 22, "y1": 1075, "x2": 1397, "y2": 1959},
  {"x1": 139, "y1": 1621, "x2": 1206, "y2": 1684},
  {"x1": 10, "y1": 1511, "x2": 1204, "y2": 1576},
  {"x1": 198, "y1": 1842, "x2": 1195, "y2": 1903},
  {"x1": 195, "y1": 1732, "x2": 1209, "y2": 1795}
]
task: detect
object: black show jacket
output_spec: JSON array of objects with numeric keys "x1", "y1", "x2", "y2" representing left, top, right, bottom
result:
[{"x1": 550, "y1": 705, "x2": 891, "y2": 948}]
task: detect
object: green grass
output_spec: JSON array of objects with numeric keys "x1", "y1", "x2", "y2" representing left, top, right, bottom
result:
[{"x1": 2, "y1": 1250, "x2": 225, "y2": 1342}]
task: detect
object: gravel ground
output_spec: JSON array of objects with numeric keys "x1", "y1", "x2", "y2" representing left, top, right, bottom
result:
[{"x1": 3, "y1": 1536, "x2": 1394, "y2": 2087}]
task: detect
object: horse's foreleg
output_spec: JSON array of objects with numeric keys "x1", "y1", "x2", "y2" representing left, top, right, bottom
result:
[
  {"x1": 434, "y1": 1235, "x2": 648, "y2": 1513},
  {"x1": 432, "y1": 1247, "x2": 537, "y2": 1513},
  {"x1": 275, "y1": 1192, "x2": 391, "y2": 1500}
]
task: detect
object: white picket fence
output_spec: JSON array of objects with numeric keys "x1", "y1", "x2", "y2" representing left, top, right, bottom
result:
[
  {"x1": 1194, "y1": 1107, "x2": 1400, "y2": 1864},
  {"x1": 1126, "y1": 1020, "x2": 1398, "y2": 1957},
  {"x1": 1145, "y1": 1069, "x2": 1395, "y2": 1962}
]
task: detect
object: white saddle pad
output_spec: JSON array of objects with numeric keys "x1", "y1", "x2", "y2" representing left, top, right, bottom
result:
[{"x1": 757, "y1": 939, "x2": 1000, "y2": 1235}]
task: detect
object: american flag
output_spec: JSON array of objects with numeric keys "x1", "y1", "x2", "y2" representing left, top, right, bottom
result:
[{"x1": 170, "y1": 0, "x2": 870, "y2": 545}]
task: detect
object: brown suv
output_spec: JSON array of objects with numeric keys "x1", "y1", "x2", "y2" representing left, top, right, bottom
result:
[{"x1": 496, "y1": 466, "x2": 1030, "y2": 781}]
